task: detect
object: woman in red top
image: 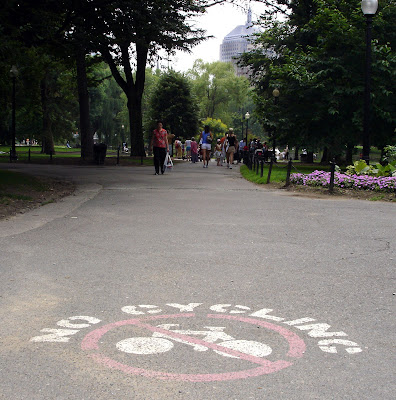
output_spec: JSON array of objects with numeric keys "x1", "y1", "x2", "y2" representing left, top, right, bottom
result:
[{"x1": 149, "y1": 121, "x2": 168, "y2": 175}]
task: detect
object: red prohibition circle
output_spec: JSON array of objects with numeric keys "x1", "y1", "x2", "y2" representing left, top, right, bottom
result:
[{"x1": 81, "y1": 313, "x2": 306, "y2": 382}]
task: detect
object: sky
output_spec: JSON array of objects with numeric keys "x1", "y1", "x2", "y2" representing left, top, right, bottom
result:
[{"x1": 167, "y1": 2, "x2": 269, "y2": 72}]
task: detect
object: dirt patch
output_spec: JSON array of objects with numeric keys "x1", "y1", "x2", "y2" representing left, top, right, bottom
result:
[{"x1": 0, "y1": 177, "x2": 75, "y2": 220}]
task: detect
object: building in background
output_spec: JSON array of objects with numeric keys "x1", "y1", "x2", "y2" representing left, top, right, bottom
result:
[{"x1": 220, "y1": 8, "x2": 259, "y2": 76}]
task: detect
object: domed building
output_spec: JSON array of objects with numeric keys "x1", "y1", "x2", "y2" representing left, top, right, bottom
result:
[{"x1": 220, "y1": 9, "x2": 259, "y2": 76}]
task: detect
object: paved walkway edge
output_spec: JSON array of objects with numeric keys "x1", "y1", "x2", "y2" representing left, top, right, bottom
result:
[{"x1": 0, "y1": 183, "x2": 102, "y2": 238}]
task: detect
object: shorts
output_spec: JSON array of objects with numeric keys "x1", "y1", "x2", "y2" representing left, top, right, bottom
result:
[
  {"x1": 202, "y1": 143, "x2": 211, "y2": 151},
  {"x1": 186, "y1": 147, "x2": 191, "y2": 151},
  {"x1": 214, "y1": 151, "x2": 221, "y2": 158},
  {"x1": 226, "y1": 146, "x2": 235, "y2": 155}
]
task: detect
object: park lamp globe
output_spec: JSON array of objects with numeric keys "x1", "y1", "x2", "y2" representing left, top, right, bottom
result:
[
  {"x1": 272, "y1": 88, "x2": 280, "y2": 98},
  {"x1": 244, "y1": 112, "x2": 250, "y2": 145},
  {"x1": 361, "y1": 0, "x2": 378, "y2": 16}
]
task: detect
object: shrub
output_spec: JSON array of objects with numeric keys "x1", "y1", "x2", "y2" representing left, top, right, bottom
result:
[
  {"x1": 383, "y1": 145, "x2": 396, "y2": 164},
  {"x1": 346, "y1": 159, "x2": 396, "y2": 177}
]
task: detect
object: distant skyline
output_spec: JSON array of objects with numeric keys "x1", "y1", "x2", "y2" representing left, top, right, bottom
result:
[{"x1": 167, "y1": 2, "x2": 269, "y2": 72}]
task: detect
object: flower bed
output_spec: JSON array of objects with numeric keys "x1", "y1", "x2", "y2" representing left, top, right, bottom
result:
[{"x1": 290, "y1": 170, "x2": 396, "y2": 192}]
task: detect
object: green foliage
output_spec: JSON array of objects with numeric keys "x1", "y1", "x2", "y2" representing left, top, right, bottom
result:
[
  {"x1": 199, "y1": 118, "x2": 228, "y2": 140},
  {"x1": 241, "y1": 0, "x2": 396, "y2": 158},
  {"x1": 188, "y1": 60, "x2": 250, "y2": 126},
  {"x1": 0, "y1": 0, "x2": 218, "y2": 157},
  {"x1": 346, "y1": 159, "x2": 396, "y2": 177},
  {"x1": 149, "y1": 70, "x2": 198, "y2": 139},
  {"x1": 382, "y1": 145, "x2": 396, "y2": 163},
  {"x1": 86, "y1": 0, "x2": 210, "y2": 156},
  {"x1": 89, "y1": 63, "x2": 125, "y2": 147},
  {"x1": 346, "y1": 160, "x2": 376, "y2": 176}
]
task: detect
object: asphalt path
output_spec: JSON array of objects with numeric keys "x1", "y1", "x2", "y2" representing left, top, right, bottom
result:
[{"x1": 0, "y1": 161, "x2": 395, "y2": 400}]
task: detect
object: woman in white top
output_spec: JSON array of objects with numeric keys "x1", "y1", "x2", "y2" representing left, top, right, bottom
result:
[{"x1": 199, "y1": 125, "x2": 213, "y2": 168}]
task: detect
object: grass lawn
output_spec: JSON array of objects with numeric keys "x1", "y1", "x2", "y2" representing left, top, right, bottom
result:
[
  {"x1": 240, "y1": 163, "x2": 330, "y2": 184},
  {"x1": 0, "y1": 145, "x2": 154, "y2": 165}
]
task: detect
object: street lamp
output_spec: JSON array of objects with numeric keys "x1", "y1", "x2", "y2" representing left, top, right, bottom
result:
[
  {"x1": 9, "y1": 65, "x2": 18, "y2": 161},
  {"x1": 245, "y1": 111, "x2": 250, "y2": 146},
  {"x1": 272, "y1": 88, "x2": 280, "y2": 101},
  {"x1": 272, "y1": 88, "x2": 280, "y2": 160},
  {"x1": 361, "y1": 0, "x2": 378, "y2": 164}
]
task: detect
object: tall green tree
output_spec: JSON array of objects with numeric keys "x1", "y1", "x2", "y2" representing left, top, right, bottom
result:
[
  {"x1": 0, "y1": 0, "x2": 92, "y2": 155},
  {"x1": 149, "y1": 70, "x2": 199, "y2": 139},
  {"x1": 187, "y1": 60, "x2": 250, "y2": 126},
  {"x1": 84, "y1": 0, "x2": 209, "y2": 156},
  {"x1": 241, "y1": 0, "x2": 396, "y2": 162}
]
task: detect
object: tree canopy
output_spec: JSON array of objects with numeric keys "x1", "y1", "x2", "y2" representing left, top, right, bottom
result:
[
  {"x1": 240, "y1": 0, "x2": 396, "y2": 162},
  {"x1": 149, "y1": 70, "x2": 199, "y2": 139}
]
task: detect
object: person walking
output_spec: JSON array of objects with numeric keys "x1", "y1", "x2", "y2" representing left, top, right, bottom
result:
[
  {"x1": 175, "y1": 138, "x2": 182, "y2": 158},
  {"x1": 225, "y1": 128, "x2": 237, "y2": 169},
  {"x1": 190, "y1": 137, "x2": 198, "y2": 163},
  {"x1": 199, "y1": 125, "x2": 213, "y2": 168},
  {"x1": 284, "y1": 145, "x2": 289, "y2": 160},
  {"x1": 149, "y1": 121, "x2": 168, "y2": 175},
  {"x1": 214, "y1": 139, "x2": 222, "y2": 166},
  {"x1": 220, "y1": 133, "x2": 227, "y2": 165},
  {"x1": 239, "y1": 138, "x2": 246, "y2": 163},
  {"x1": 167, "y1": 132, "x2": 175, "y2": 156},
  {"x1": 185, "y1": 138, "x2": 192, "y2": 161}
]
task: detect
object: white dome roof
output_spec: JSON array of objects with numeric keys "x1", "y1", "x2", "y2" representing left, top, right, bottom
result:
[{"x1": 223, "y1": 24, "x2": 259, "y2": 42}]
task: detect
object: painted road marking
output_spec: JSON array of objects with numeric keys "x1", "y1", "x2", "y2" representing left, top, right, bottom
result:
[
  {"x1": 80, "y1": 313, "x2": 306, "y2": 382},
  {"x1": 117, "y1": 337, "x2": 174, "y2": 355},
  {"x1": 30, "y1": 302, "x2": 363, "y2": 382}
]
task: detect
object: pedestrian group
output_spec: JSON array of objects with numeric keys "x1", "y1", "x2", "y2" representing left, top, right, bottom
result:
[{"x1": 149, "y1": 121, "x2": 289, "y2": 175}]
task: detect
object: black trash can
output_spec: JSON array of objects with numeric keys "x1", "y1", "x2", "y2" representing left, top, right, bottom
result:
[
  {"x1": 300, "y1": 153, "x2": 308, "y2": 163},
  {"x1": 93, "y1": 143, "x2": 107, "y2": 165}
]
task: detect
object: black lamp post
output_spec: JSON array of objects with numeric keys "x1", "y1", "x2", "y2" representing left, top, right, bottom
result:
[
  {"x1": 241, "y1": 112, "x2": 244, "y2": 142},
  {"x1": 245, "y1": 111, "x2": 250, "y2": 146},
  {"x1": 272, "y1": 88, "x2": 280, "y2": 160},
  {"x1": 361, "y1": 0, "x2": 378, "y2": 165},
  {"x1": 9, "y1": 65, "x2": 18, "y2": 161}
]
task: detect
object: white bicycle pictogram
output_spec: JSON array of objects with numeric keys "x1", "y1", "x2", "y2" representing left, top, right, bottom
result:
[{"x1": 116, "y1": 324, "x2": 272, "y2": 359}]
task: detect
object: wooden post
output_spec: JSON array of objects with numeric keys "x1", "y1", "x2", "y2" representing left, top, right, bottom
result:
[
  {"x1": 329, "y1": 159, "x2": 336, "y2": 193},
  {"x1": 285, "y1": 159, "x2": 292, "y2": 187},
  {"x1": 266, "y1": 158, "x2": 273, "y2": 184}
]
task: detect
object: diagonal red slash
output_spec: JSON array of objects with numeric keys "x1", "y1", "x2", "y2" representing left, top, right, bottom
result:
[
  {"x1": 83, "y1": 313, "x2": 273, "y2": 366},
  {"x1": 81, "y1": 313, "x2": 304, "y2": 381}
]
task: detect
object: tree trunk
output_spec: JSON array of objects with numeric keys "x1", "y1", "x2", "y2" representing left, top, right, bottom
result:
[
  {"x1": 101, "y1": 43, "x2": 147, "y2": 157},
  {"x1": 76, "y1": 47, "x2": 93, "y2": 160},
  {"x1": 346, "y1": 143, "x2": 353, "y2": 165},
  {"x1": 294, "y1": 146, "x2": 299, "y2": 160},
  {"x1": 128, "y1": 93, "x2": 145, "y2": 156},
  {"x1": 40, "y1": 75, "x2": 55, "y2": 155},
  {"x1": 321, "y1": 146, "x2": 328, "y2": 163}
]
